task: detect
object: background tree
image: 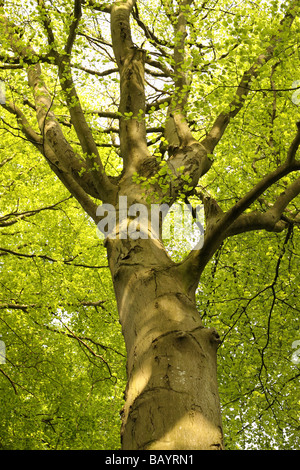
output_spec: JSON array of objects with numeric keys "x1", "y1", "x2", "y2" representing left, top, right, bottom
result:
[{"x1": 0, "y1": 0, "x2": 299, "y2": 450}]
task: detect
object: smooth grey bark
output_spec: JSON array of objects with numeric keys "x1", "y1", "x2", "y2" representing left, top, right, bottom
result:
[{"x1": 106, "y1": 235, "x2": 223, "y2": 450}]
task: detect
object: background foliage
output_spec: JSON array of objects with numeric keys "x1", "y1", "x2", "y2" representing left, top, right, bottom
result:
[{"x1": 0, "y1": 139, "x2": 126, "y2": 449}]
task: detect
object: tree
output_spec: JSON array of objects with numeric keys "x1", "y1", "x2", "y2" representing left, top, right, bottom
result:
[{"x1": 0, "y1": 0, "x2": 300, "y2": 450}]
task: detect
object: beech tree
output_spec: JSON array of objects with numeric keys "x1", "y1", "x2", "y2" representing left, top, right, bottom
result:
[{"x1": 1, "y1": 0, "x2": 300, "y2": 450}]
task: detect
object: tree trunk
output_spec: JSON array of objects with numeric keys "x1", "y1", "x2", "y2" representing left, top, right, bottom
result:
[{"x1": 106, "y1": 236, "x2": 224, "y2": 450}]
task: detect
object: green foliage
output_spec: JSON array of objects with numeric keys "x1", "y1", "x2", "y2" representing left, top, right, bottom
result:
[
  {"x1": 0, "y1": 140, "x2": 126, "y2": 450},
  {"x1": 197, "y1": 229, "x2": 300, "y2": 450}
]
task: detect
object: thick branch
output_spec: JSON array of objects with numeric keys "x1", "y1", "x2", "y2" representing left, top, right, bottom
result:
[
  {"x1": 110, "y1": 0, "x2": 150, "y2": 170},
  {"x1": 287, "y1": 123, "x2": 300, "y2": 164},
  {"x1": 1, "y1": 101, "x2": 43, "y2": 148},
  {"x1": 1, "y1": 12, "x2": 117, "y2": 206},
  {"x1": 220, "y1": 176, "x2": 300, "y2": 239},
  {"x1": 198, "y1": 162, "x2": 300, "y2": 270},
  {"x1": 179, "y1": 139, "x2": 300, "y2": 294},
  {"x1": 1, "y1": 100, "x2": 103, "y2": 201},
  {"x1": 266, "y1": 177, "x2": 300, "y2": 222},
  {"x1": 36, "y1": 0, "x2": 116, "y2": 201},
  {"x1": 56, "y1": 55, "x2": 117, "y2": 201},
  {"x1": 165, "y1": 0, "x2": 195, "y2": 149}
]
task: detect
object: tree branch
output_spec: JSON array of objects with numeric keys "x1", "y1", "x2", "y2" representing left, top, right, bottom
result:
[
  {"x1": 287, "y1": 123, "x2": 300, "y2": 164},
  {"x1": 0, "y1": 196, "x2": 72, "y2": 228},
  {"x1": 0, "y1": 368, "x2": 18, "y2": 394},
  {"x1": 56, "y1": 54, "x2": 117, "y2": 202},
  {"x1": 37, "y1": 0, "x2": 56, "y2": 46},
  {"x1": 196, "y1": 161, "x2": 300, "y2": 274},
  {"x1": 201, "y1": 0, "x2": 298, "y2": 154},
  {"x1": 110, "y1": 0, "x2": 150, "y2": 171},
  {"x1": 1, "y1": 100, "x2": 103, "y2": 201},
  {"x1": 179, "y1": 125, "x2": 300, "y2": 294},
  {"x1": 81, "y1": 0, "x2": 111, "y2": 14},
  {"x1": 165, "y1": 0, "x2": 195, "y2": 149},
  {"x1": 1, "y1": 101, "x2": 43, "y2": 149},
  {"x1": 1, "y1": 10, "x2": 118, "y2": 207},
  {"x1": 73, "y1": 64, "x2": 119, "y2": 77},
  {"x1": 0, "y1": 247, "x2": 108, "y2": 268},
  {"x1": 36, "y1": 0, "x2": 116, "y2": 201},
  {"x1": 65, "y1": 0, "x2": 82, "y2": 55}
]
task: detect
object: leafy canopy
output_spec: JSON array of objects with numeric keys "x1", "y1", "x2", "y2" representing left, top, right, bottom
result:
[{"x1": 0, "y1": 0, "x2": 299, "y2": 450}]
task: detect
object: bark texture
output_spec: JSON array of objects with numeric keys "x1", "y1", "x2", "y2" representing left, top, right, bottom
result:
[{"x1": 106, "y1": 236, "x2": 223, "y2": 450}]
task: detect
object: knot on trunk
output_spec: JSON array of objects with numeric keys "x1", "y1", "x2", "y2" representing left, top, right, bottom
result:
[{"x1": 209, "y1": 328, "x2": 222, "y2": 346}]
